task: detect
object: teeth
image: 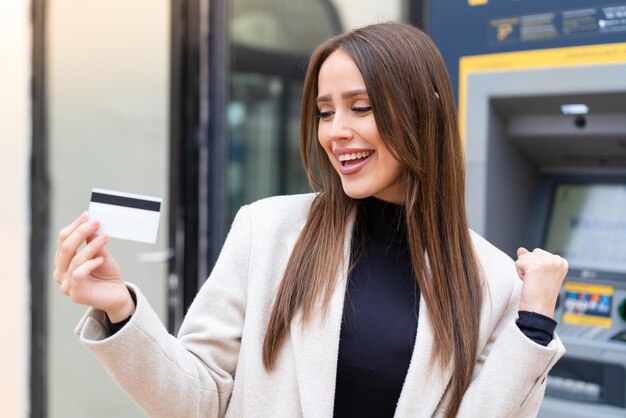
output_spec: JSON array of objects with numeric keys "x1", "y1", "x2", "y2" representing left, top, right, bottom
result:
[{"x1": 338, "y1": 151, "x2": 373, "y2": 162}]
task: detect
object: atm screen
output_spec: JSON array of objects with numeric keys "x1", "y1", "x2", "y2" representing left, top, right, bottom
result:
[{"x1": 544, "y1": 183, "x2": 626, "y2": 274}]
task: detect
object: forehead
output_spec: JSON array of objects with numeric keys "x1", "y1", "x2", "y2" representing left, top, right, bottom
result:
[{"x1": 317, "y1": 49, "x2": 366, "y2": 95}]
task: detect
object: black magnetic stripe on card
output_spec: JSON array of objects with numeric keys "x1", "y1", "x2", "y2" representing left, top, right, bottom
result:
[{"x1": 91, "y1": 192, "x2": 161, "y2": 212}]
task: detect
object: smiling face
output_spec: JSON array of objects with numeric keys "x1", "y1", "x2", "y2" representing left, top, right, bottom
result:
[{"x1": 316, "y1": 49, "x2": 403, "y2": 204}]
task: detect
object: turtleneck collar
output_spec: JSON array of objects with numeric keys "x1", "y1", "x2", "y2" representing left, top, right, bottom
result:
[{"x1": 359, "y1": 197, "x2": 407, "y2": 244}]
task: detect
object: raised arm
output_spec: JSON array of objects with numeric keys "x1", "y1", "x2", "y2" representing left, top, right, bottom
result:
[
  {"x1": 455, "y1": 248, "x2": 568, "y2": 417},
  {"x1": 56, "y1": 205, "x2": 252, "y2": 418}
]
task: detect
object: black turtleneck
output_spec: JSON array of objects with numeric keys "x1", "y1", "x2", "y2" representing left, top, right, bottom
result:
[
  {"x1": 332, "y1": 197, "x2": 556, "y2": 418},
  {"x1": 333, "y1": 197, "x2": 419, "y2": 417}
]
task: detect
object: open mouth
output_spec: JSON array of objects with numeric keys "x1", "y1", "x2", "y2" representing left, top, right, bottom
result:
[{"x1": 338, "y1": 151, "x2": 374, "y2": 167}]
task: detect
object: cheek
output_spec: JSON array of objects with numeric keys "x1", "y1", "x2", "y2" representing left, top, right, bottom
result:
[
  {"x1": 316, "y1": 124, "x2": 326, "y2": 145},
  {"x1": 317, "y1": 128, "x2": 333, "y2": 153},
  {"x1": 381, "y1": 152, "x2": 402, "y2": 178}
]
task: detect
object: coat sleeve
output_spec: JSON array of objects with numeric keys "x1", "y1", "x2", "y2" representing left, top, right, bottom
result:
[
  {"x1": 74, "y1": 204, "x2": 252, "y2": 418},
  {"x1": 456, "y1": 276, "x2": 566, "y2": 418}
]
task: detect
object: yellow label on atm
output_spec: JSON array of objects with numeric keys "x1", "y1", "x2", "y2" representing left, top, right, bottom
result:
[{"x1": 562, "y1": 282, "x2": 613, "y2": 328}]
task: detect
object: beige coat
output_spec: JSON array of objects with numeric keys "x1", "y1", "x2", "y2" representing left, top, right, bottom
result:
[{"x1": 76, "y1": 193, "x2": 565, "y2": 417}]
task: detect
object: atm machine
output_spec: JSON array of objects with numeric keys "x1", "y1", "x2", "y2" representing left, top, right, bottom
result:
[
  {"x1": 530, "y1": 173, "x2": 626, "y2": 414},
  {"x1": 463, "y1": 57, "x2": 626, "y2": 417}
]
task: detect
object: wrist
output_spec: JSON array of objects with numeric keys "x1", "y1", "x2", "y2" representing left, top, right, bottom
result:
[
  {"x1": 518, "y1": 302, "x2": 555, "y2": 319},
  {"x1": 106, "y1": 288, "x2": 136, "y2": 323}
]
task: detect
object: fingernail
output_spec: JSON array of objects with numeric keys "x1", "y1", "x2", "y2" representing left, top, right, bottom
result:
[
  {"x1": 89, "y1": 219, "x2": 99, "y2": 227},
  {"x1": 100, "y1": 234, "x2": 109, "y2": 242},
  {"x1": 80, "y1": 211, "x2": 89, "y2": 221}
]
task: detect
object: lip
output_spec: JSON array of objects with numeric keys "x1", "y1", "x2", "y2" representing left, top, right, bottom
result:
[{"x1": 332, "y1": 148, "x2": 375, "y2": 175}]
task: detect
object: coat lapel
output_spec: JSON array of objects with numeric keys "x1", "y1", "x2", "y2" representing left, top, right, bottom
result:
[
  {"x1": 394, "y1": 297, "x2": 455, "y2": 417},
  {"x1": 289, "y1": 212, "x2": 355, "y2": 418}
]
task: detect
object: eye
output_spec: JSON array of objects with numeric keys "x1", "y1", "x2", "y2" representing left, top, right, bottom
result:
[
  {"x1": 316, "y1": 110, "x2": 335, "y2": 121},
  {"x1": 352, "y1": 106, "x2": 372, "y2": 115}
]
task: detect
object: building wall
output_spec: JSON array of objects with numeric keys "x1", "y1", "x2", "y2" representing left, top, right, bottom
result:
[
  {"x1": 0, "y1": 1, "x2": 31, "y2": 417},
  {"x1": 332, "y1": 0, "x2": 405, "y2": 29}
]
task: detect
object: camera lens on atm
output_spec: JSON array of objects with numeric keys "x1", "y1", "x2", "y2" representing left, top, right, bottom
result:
[{"x1": 574, "y1": 115, "x2": 586, "y2": 128}]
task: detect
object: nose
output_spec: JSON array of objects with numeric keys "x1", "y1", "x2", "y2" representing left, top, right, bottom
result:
[{"x1": 327, "y1": 112, "x2": 353, "y2": 142}]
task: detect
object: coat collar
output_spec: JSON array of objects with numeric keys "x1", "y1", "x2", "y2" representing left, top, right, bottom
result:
[{"x1": 287, "y1": 211, "x2": 454, "y2": 418}]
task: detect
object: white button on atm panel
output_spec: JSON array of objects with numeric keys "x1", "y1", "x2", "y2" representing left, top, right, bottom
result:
[
  {"x1": 562, "y1": 378, "x2": 577, "y2": 393},
  {"x1": 583, "y1": 382, "x2": 601, "y2": 400},
  {"x1": 572, "y1": 380, "x2": 587, "y2": 396},
  {"x1": 547, "y1": 376, "x2": 565, "y2": 392}
]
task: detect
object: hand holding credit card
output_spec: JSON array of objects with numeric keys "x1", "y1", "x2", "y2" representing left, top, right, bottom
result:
[{"x1": 88, "y1": 188, "x2": 162, "y2": 243}]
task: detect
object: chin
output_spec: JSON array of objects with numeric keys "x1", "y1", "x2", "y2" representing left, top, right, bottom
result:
[{"x1": 341, "y1": 187, "x2": 372, "y2": 200}]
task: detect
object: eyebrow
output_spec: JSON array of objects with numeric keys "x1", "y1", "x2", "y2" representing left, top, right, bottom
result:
[{"x1": 316, "y1": 89, "x2": 368, "y2": 103}]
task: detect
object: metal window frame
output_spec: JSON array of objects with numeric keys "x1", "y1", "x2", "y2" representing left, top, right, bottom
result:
[
  {"x1": 31, "y1": 0, "x2": 49, "y2": 416},
  {"x1": 170, "y1": 0, "x2": 201, "y2": 331},
  {"x1": 410, "y1": 0, "x2": 427, "y2": 31},
  {"x1": 170, "y1": 0, "x2": 229, "y2": 331}
]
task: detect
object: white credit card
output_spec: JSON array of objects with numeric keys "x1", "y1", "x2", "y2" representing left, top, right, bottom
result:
[{"x1": 88, "y1": 188, "x2": 162, "y2": 243}]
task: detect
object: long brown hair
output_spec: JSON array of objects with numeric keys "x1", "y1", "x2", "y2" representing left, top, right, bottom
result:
[{"x1": 263, "y1": 22, "x2": 483, "y2": 417}]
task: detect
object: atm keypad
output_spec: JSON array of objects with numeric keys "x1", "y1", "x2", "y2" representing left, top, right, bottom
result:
[{"x1": 547, "y1": 376, "x2": 601, "y2": 402}]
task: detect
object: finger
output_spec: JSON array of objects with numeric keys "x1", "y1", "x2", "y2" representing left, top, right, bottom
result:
[
  {"x1": 515, "y1": 259, "x2": 526, "y2": 281},
  {"x1": 57, "y1": 218, "x2": 101, "y2": 275},
  {"x1": 553, "y1": 255, "x2": 568, "y2": 273},
  {"x1": 86, "y1": 234, "x2": 113, "y2": 259},
  {"x1": 59, "y1": 278, "x2": 70, "y2": 295},
  {"x1": 532, "y1": 248, "x2": 552, "y2": 255},
  {"x1": 71, "y1": 257, "x2": 105, "y2": 282},
  {"x1": 57, "y1": 211, "x2": 89, "y2": 247},
  {"x1": 517, "y1": 247, "x2": 529, "y2": 257},
  {"x1": 69, "y1": 234, "x2": 110, "y2": 271},
  {"x1": 55, "y1": 212, "x2": 89, "y2": 264},
  {"x1": 53, "y1": 267, "x2": 62, "y2": 284}
]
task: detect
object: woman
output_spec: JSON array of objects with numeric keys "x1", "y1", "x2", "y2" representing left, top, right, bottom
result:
[{"x1": 55, "y1": 22, "x2": 567, "y2": 417}]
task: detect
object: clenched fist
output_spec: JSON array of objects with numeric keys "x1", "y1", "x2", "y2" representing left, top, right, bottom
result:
[{"x1": 515, "y1": 247, "x2": 568, "y2": 318}]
